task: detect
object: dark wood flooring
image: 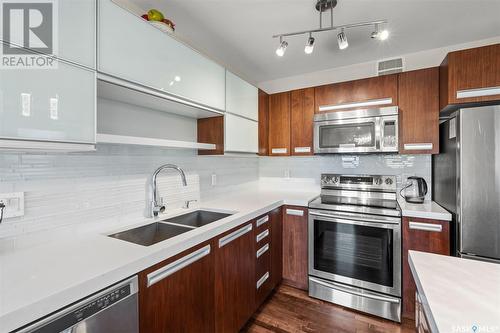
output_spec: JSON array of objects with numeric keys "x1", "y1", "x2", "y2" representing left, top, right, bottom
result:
[{"x1": 241, "y1": 285, "x2": 415, "y2": 333}]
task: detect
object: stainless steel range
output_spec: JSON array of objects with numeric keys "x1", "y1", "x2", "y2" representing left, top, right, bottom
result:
[{"x1": 308, "y1": 174, "x2": 402, "y2": 322}]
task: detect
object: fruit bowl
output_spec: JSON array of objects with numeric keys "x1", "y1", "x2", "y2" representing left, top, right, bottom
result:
[{"x1": 149, "y1": 21, "x2": 174, "y2": 34}]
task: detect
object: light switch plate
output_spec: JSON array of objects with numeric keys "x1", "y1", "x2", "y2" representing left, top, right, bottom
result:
[{"x1": 0, "y1": 192, "x2": 25, "y2": 219}]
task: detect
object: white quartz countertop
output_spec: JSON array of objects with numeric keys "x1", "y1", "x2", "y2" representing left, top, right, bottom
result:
[
  {"x1": 0, "y1": 184, "x2": 318, "y2": 332},
  {"x1": 397, "y1": 198, "x2": 452, "y2": 221},
  {"x1": 409, "y1": 251, "x2": 500, "y2": 333}
]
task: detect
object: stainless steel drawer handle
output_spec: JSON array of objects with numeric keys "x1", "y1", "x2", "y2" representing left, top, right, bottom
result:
[
  {"x1": 147, "y1": 245, "x2": 211, "y2": 287},
  {"x1": 256, "y1": 215, "x2": 269, "y2": 227},
  {"x1": 286, "y1": 209, "x2": 304, "y2": 216},
  {"x1": 256, "y1": 229, "x2": 269, "y2": 243},
  {"x1": 404, "y1": 143, "x2": 433, "y2": 151},
  {"x1": 256, "y1": 272, "x2": 270, "y2": 289},
  {"x1": 456, "y1": 86, "x2": 500, "y2": 99},
  {"x1": 309, "y1": 277, "x2": 400, "y2": 304},
  {"x1": 218, "y1": 224, "x2": 253, "y2": 248},
  {"x1": 409, "y1": 221, "x2": 442, "y2": 232},
  {"x1": 256, "y1": 243, "x2": 269, "y2": 258}
]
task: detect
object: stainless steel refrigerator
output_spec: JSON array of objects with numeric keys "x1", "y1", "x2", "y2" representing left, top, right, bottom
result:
[{"x1": 433, "y1": 105, "x2": 500, "y2": 263}]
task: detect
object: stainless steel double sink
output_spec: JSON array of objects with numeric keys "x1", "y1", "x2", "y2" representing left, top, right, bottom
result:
[{"x1": 108, "y1": 210, "x2": 232, "y2": 246}]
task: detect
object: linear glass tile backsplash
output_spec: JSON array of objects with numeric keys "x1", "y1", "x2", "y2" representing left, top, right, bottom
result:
[{"x1": 0, "y1": 147, "x2": 430, "y2": 239}]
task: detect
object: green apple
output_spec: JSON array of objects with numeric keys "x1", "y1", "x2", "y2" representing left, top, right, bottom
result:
[{"x1": 148, "y1": 9, "x2": 164, "y2": 22}]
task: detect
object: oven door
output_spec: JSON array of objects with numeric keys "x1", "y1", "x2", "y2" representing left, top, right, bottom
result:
[
  {"x1": 314, "y1": 117, "x2": 380, "y2": 154},
  {"x1": 308, "y1": 209, "x2": 401, "y2": 296}
]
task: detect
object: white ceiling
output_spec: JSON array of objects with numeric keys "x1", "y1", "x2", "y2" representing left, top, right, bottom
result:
[{"x1": 129, "y1": 0, "x2": 500, "y2": 84}]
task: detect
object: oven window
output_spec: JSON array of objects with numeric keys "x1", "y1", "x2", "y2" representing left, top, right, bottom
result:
[
  {"x1": 319, "y1": 122, "x2": 375, "y2": 148},
  {"x1": 313, "y1": 219, "x2": 393, "y2": 287}
]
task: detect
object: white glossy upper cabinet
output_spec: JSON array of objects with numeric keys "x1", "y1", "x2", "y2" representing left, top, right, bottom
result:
[
  {"x1": 0, "y1": 61, "x2": 96, "y2": 149},
  {"x1": 225, "y1": 114, "x2": 258, "y2": 153},
  {"x1": 98, "y1": 0, "x2": 225, "y2": 111},
  {"x1": 225, "y1": 71, "x2": 258, "y2": 121}
]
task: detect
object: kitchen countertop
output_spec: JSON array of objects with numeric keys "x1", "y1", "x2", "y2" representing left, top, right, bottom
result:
[
  {"x1": 397, "y1": 198, "x2": 452, "y2": 221},
  {"x1": 409, "y1": 251, "x2": 500, "y2": 333},
  {"x1": 0, "y1": 178, "x2": 453, "y2": 332},
  {"x1": 0, "y1": 184, "x2": 318, "y2": 332}
]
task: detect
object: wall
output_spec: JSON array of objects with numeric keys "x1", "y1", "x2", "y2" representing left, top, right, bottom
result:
[
  {"x1": 258, "y1": 36, "x2": 500, "y2": 94},
  {"x1": 259, "y1": 154, "x2": 431, "y2": 196}
]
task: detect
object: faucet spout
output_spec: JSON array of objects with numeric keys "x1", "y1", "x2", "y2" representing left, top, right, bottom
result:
[{"x1": 150, "y1": 164, "x2": 187, "y2": 217}]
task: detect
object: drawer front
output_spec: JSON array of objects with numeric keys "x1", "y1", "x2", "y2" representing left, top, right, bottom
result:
[
  {"x1": 255, "y1": 214, "x2": 270, "y2": 233},
  {"x1": 256, "y1": 228, "x2": 270, "y2": 246}
]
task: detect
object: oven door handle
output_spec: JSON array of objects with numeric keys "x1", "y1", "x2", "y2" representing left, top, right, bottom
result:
[
  {"x1": 309, "y1": 211, "x2": 400, "y2": 228},
  {"x1": 309, "y1": 277, "x2": 400, "y2": 304}
]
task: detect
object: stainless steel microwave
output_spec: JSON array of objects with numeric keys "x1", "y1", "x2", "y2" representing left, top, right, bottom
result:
[{"x1": 313, "y1": 106, "x2": 399, "y2": 154}]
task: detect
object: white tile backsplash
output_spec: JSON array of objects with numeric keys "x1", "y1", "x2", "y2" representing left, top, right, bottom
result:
[{"x1": 0, "y1": 147, "x2": 430, "y2": 240}]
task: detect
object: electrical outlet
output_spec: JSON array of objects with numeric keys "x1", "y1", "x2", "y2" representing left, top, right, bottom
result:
[
  {"x1": 0, "y1": 192, "x2": 24, "y2": 219},
  {"x1": 211, "y1": 173, "x2": 217, "y2": 186}
]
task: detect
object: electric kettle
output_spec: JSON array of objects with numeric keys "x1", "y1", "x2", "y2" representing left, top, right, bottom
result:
[{"x1": 401, "y1": 176, "x2": 427, "y2": 203}]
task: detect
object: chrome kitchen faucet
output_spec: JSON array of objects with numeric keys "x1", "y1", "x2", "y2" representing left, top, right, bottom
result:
[{"x1": 150, "y1": 164, "x2": 187, "y2": 217}]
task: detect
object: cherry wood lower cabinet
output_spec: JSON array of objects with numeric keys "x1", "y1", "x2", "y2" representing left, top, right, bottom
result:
[
  {"x1": 282, "y1": 206, "x2": 309, "y2": 290},
  {"x1": 215, "y1": 222, "x2": 256, "y2": 333},
  {"x1": 269, "y1": 207, "x2": 283, "y2": 289},
  {"x1": 402, "y1": 217, "x2": 450, "y2": 319},
  {"x1": 138, "y1": 240, "x2": 215, "y2": 333}
]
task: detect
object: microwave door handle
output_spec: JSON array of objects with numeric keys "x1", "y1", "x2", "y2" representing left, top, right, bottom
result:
[{"x1": 375, "y1": 117, "x2": 382, "y2": 150}]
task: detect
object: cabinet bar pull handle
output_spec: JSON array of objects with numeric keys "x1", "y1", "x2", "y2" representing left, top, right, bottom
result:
[
  {"x1": 256, "y1": 243, "x2": 270, "y2": 258},
  {"x1": 256, "y1": 215, "x2": 269, "y2": 227},
  {"x1": 318, "y1": 97, "x2": 393, "y2": 112},
  {"x1": 218, "y1": 224, "x2": 253, "y2": 248},
  {"x1": 256, "y1": 272, "x2": 270, "y2": 289},
  {"x1": 256, "y1": 229, "x2": 269, "y2": 243},
  {"x1": 409, "y1": 221, "x2": 442, "y2": 232},
  {"x1": 271, "y1": 148, "x2": 287, "y2": 154},
  {"x1": 147, "y1": 245, "x2": 211, "y2": 287},
  {"x1": 286, "y1": 209, "x2": 304, "y2": 216},
  {"x1": 294, "y1": 147, "x2": 311, "y2": 153},
  {"x1": 456, "y1": 86, "x2": 500, "y2": 99},
  {"x1": 404, "y1": 143, "x2": 433, "y2": 151}
]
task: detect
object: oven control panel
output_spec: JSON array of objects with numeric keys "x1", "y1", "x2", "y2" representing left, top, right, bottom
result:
[{"x1": 321, "y1": 174, "x2": 396, "y2": 191}]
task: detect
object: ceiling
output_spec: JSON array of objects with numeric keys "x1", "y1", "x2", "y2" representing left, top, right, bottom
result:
[{"x1": 130, "y1": 0, "x2": 500, "y2": 84}]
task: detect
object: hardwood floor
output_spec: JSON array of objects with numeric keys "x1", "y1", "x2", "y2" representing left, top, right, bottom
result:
[{"x1": 242, "y1": 285, "x2": 415, "y2": 333}]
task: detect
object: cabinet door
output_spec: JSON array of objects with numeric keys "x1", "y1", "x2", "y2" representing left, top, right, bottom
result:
[
  {"x1": 398, "y1": 68, "x2": 439, "y2": 154},
  {"x1": 314, "y1": 75, "x2": 398, "y2": 113},
  {"x1": 98, "y1": 0, "x2": 225, "y2": 111},
  {"x1": 215, "y1": 223, "x2": 255, "y2": 333},
  {"x1": 0, "y1": 61, "x2": 95, "y2": 145},
  {"x1": 258, "y1": 89, "x2": 269, "y2": 156},
  {"x1": 269, "y1": 207, "x2": 283, "y2": 289},
  {"x1": 225, "y1": 113, "x2": 258, "y2": 153},
  {"x1": 268, "y1": 92, "x2": 290, "y2": 156},
  {"x1": 441, "y1": 44, "x2": 500, "y2": 109},
  {"x1": 402, "y1": 217, "x2": 449, "y2": 319},
  {"x1": 139, "y1": 241, "x2": 215, "y2": 333},
  {"x1": 226, "y1": 71, "x2": 258, "y2": 121},
  {"x1": 282, "y1": 206, "x2": 308, "y2": 290},
  {"x1": 290, "y1": 88, "x2": 314, "y2": 155}
]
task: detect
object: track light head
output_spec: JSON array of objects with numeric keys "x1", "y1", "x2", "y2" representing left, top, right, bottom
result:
[
  {"x1": 371, "y1": 24, "x2": 389, "y2": 40},
  {"x1": 337, "y1": 29, "x2": 348, "y2": 50},
  {"x1": 304, "y1": 34, "x2": 315, "y2": 54},
  {"x1": 276, "y1": 38, "x2": 288, "y2": 57}
]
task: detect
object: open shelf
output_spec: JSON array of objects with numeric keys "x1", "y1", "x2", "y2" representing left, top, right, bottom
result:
[{"x1": 96, "y1": 133, "x2": 216, "y2": 150}]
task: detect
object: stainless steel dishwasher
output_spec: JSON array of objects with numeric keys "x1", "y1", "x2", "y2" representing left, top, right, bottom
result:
[{"x1": 16, "y1": 276, "x2": 138, "y2": 333}]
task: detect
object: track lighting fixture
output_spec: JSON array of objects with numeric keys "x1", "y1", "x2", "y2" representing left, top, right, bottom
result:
[
  {"x1": 272, "y1": 0, "x2": 388, "y2": 57},
  {"x1": 304, "y1": 34, "x2": 315, "y2": 54},
  {"x1": 276, "y1": 37, "x2": 288, "y2": 57},
  {"x1": 337, "y1": 29, "x2": 348, "y2": 50},
  {"x1": 371, "y1": 23, "x2": 389, "y2": 40}
]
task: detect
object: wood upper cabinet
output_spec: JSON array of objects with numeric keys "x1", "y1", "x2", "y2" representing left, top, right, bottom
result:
[
  {"x1": 268, "y1": 92, "x2": 291, "y2": 156},
  {"x1": 440, "y1": 43, "x2": 500, "y2": 111},
  {"x1": 398, "y1": 67, "x2": 440, "y2": 154},
  {"x1": 138, "y1": 240, "x2": 215, "y2": 333},
  {"x1": 215, "y1": 223, "x2": 255, "y2": 333},
  {"x1": 290, "y1": 88, "x2": 315, "y2": 155},
  {"x1": 402, "y1": 217, "x2": 450, "y2": 319},
  {"x1": 197, "y1": 116, "x2": 224, "y2": 155},
  {"x1": 282, "y1": 206, "x2": 309, "y2": 290},
  {"x1": 314, "y1": 75, "x2": 398, "y2": 113},
  {"x1": 258, "y1": 89, "x2": 270, "y2": 156}
]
